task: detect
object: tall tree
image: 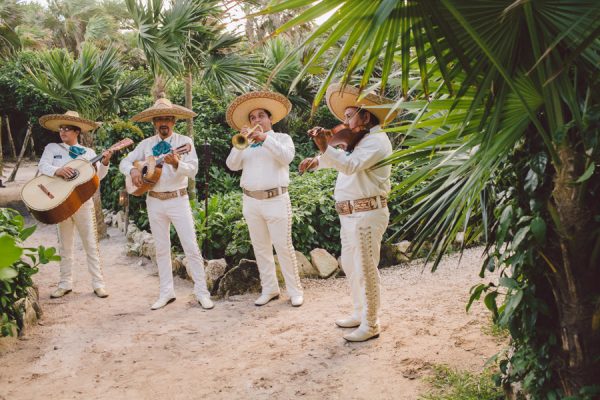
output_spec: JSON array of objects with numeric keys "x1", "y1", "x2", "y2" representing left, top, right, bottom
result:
[{"x1": 262, "y1": 0, "x2": 600, "y2": 397}]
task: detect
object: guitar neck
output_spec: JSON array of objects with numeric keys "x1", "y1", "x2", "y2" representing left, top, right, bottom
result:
[{"x1": 89, "y1": 139, "x2": 134, "y2": 165}]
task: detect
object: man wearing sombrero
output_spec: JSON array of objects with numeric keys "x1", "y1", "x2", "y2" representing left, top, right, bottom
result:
[
  {"x1": 38, "y1": 111, "x2": 114, "y2": 299},
  {"x1": 119, "y1": 98, "x2": 214, "y2": 310},
  {"x1": 299, "y1": 83, "x2": 396, "y2": 342},
  {"x1": 225, "y1": 91, "x2": 304, "y2": 307}
]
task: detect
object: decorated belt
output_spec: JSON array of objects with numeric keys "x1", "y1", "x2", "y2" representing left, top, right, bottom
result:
[
  {"x1": 335, "y1": 196, "x2": 388, "y2": 215},
  {"x1": 243, "y1": 187, "x2": 288, "y2": 200},
  {"x1": 148, "y1": 188, "x2": 188, "y2": 200}
]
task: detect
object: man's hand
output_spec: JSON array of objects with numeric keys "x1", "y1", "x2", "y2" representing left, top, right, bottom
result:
[
  {"x1": 101, "y1": 150, "x2": 113, "y2": 166},
  {"x1": 299, "y1": 157, "x2": 318, "y2": 174},
  {"x1": 130, "y1": 168, "x2": 144, "y2": 187},
  {"x1": 308, "y1": 127, "x2": 328, "y2": 153},
  {"x1": 164, "y1": 153, "x2": 180, "y2": 168},
  {"x1": 55, "y1": 166, "x2": 77, "y2": 180},
  {"x1": 247, "y1": 125, "x2": 267, "y2": 143}
]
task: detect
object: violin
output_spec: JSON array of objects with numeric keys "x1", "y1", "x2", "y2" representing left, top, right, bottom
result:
[
  {"x1": 307, "y1": 123, "x2": 369, "y2": 152},
  {"x1": 300, "y1": 124, "x2": 369, "y2": 175}
]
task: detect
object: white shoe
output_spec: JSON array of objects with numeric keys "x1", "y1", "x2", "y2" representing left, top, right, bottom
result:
[
  {"x1": 94, "y1": 287, "x2": 109, "y2": 298},
  {"x1": 254, "y1": 293, "x2": 280, "y2": 306},
  {"x1": 343, "y1": 325, "x2": 381, "y2": 342},
  {"x1": 197, "y1": 296, "x2": 214, "y2": 310},
  {"x1": 151, "y1": 296, "x2": 176, "y2": 310},
  {"x1": 50, "y1": 288, "x2": 72, "y2": 298},
  {"x1": 290, "y1": 295, "x2": 304, "y2": 307},
  {"x1": 335, "y1": 317, "x2": 360, "y2": 328}
]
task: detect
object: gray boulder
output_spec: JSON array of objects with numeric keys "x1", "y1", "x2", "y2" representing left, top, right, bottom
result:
[
  {"x1": 216, "y1": 259, "x2": 261, "y2": 297},
  {"x1": 205, "y1": 258, "x2": 227, "y2": 292},
  {"x1": 310, "y1": 248, "x2": 339, "y2": 278}
]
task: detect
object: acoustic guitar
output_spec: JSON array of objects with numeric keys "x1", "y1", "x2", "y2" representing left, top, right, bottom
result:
[
  {"x1": 21, "y1": 138, "x2": 134, "y2": 225},
  {"x1": 125, "y1": 143, "x2": 192, "y2": 196}
]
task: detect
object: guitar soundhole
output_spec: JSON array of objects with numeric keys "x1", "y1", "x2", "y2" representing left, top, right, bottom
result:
[{"x1": 65, "y1": 170, "x2": 80, "y2": 181}]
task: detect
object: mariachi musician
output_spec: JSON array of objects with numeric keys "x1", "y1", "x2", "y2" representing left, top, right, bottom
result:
[
  {"x1": 299, "y1": 83, "x2": 398, "y2": 342},
  {"x1": 119, "y1": 98, "x2": 213, "y2": 311},
  {"x1": 37, "y1": 111, "x2": 114, "y2": 299},
  {"x1": 225, "y1": 91, "x2": 304, "y2": 307}
]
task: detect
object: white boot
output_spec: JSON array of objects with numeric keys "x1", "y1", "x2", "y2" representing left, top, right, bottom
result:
[
  {"x1": 343, "y1": 325, "x2": 381, "y2": 342},
  {"x1": 335, "y1": 316, "x2": 360, "y2": 328},
  {"x1": 151, "y1": 296, "x2": 176, "y2": 310},
  {"x1": 254, "y1": 292, "x2": 279, "y2": 306}
]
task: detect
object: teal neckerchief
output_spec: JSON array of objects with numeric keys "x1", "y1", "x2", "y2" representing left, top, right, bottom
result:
[
  {"x1": 250, "y1": 142, "x2": 263, "y2": 148},
  {"x1": 152, "y1": 139, "x2": 172, "y2": 156},
  {"x1": 68, "y1": 145, "x2": 86, "y2": 159}
]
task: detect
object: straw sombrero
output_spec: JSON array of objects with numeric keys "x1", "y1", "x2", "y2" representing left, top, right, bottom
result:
[
  {"x1": 226, "y1": 91, "x2": 292, "y2": 131},
  {"x1": 39, "y1": 111, "x2": 100, "y2": 133},
  {"x1": 131, "y1": 98, "x2": 197, "y2": 123},
  {"x1": 325, "y1": 83, "x2": 398, "y2": 126}
]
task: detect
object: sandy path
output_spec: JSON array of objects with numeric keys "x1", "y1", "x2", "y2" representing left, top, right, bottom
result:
[{"x1": 0, "y1": 218, "x2": 504, "y2": 400}]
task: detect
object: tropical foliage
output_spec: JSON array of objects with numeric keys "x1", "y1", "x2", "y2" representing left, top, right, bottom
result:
[
  {"x1": 261, "y1": 0, "x2": 600, "y2": 397},
  {"x1": 0, "y1": 208, "x2": 60, "y2": 337}
]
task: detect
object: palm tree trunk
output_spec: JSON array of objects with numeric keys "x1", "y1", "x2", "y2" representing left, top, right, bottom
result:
[
  {"x1": 7, "y1": 123, "x2": 33, "y2": 183},
  {"x1": 184, "y1": 70, "x2": 195, "y2": 196},
  {"x1": 547, "y1": 144, "x2": 600, "y2": 395},
  {"x1": 5, "y1": 116, "x2": 17, "y2": 159},
  {"x1": 0, "y1": 116, "x2": 4, "y2": 176},
  {"x1": 152, "y1": 75, "x2": 167, "y2": 100}
]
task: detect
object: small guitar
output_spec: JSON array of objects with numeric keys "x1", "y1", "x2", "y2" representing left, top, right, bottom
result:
[
  {"x1": 21, "y1": 138, "x2": 134, "y2": 225},
  {"x1": 125, "y1": 143, "x2": 192, "y2": 196}
]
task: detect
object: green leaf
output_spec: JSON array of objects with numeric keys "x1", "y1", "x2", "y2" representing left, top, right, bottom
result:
[
  {"x1": 484, "y1": 291, "x2": 499, "y2": 316},
  {"x1": 575, "y1": 163, "x2": 595, "y2": 183},
  {"x1": 512, "y1": 226, "x2": 531, "y2": 250},
  {"x1": 19, "y1": 225, "x2": 37, "y2": 241},
  {"x1": 0, "y1": 267, "x2": 18, "y2": 281},
  {"x1": 466, "y1": 283, "x2": 486, "y2": 312},
  {"x1": 530, "y1": 217, "x2": 547, "y2": 244},
  {"x1": 498, "y1": 290, "x2": 523, "y2": 326},
  {"x1": 0, "y1": 234, "x2": 22, "y2": 269},
  {"x1": 499, "y1": 276, "x2": 519, "y2": 290}
]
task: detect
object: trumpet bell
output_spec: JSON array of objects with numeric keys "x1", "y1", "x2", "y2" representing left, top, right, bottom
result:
[{"x1": 232, "y1": 133, "x2": 249, "y2": 150}]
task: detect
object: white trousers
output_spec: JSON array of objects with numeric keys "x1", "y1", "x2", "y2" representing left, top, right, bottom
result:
[
  {"x1": 56, "y1": 199, "x2": 105, "y2": 290},
  {"x1": 146, "y1": 195, "x2": 209, "y2": 299},
  {"x1": 242, "y1": 193, "x2": 303, "y2": 297},
  {"x1": 339, "y1": 207, "x2": 389, "y2": 329}
]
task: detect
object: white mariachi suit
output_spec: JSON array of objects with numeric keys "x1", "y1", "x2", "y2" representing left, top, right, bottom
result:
[
  {"x1": 226, "y1": 130, "x2": 303, "y2": 299},
  {"x1": 317, "y1": 125, "x2": 392, "y2": 331},
  {"x1": 119, "y1": 133, "x2": 210, "y2": 300},
  {"x1": 38, "y1": 143, "x2": 109, "y2": 291}
]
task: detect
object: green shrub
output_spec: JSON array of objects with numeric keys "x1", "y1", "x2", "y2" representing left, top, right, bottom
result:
[{"x1": 0, "y1": 208, "x2": 60, "y2": 337}]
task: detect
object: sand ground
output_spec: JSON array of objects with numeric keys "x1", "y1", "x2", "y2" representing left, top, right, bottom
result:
[{"x1": 0, "y1": 162, "x2": 504, "y2": 400}]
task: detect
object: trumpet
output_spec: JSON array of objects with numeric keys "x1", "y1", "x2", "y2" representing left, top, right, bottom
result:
[{"x1": 232, "y1": 124, "x2": 263, "y2": 150}]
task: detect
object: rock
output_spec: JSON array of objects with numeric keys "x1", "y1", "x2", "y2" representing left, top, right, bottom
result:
[
  {"x1": 296, "y1": 251, "x2": 319, "y2": 278},
  {"x1": 216, "y1": 259, "x2": 261, "y2": 297},
  {"x1": 454, "y1": 232, "x2": 465, "y2": 246},
  {"x1": 115, "y1": 210, "x2": 126, "y2": 231},
  {"x1": 126, "y1": 225, "x2": 140, "y2": 242},
  {"x1": 172, "y1": 255, "x2": 188, "y2": 279},
  {"x1": 140, "y1": 238, "x2": 156, "y2": 261},
  {"x1": 205, "y1": 259, "x2": 227, "y2": 293},
  {"x1": 126, "y1": 242, "x2": 142, "y2": 257},
  {"x1": 380, "y1": 243, "x2": 411, "y2": 268},
  {"x1": 396, "y1": 240, "x2": 412, "y2": 254},
  {"x1": 13, "y1": 285, "x2": 42, "y2": 337},
  {"x1": 336, "y1": 256, "x2": 346, "y2": 277},
  {"x1": 309, "y1": 248, "x2": 338, "y2": 278}
]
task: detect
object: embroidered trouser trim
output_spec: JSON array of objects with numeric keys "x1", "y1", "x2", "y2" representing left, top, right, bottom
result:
[
  {"x1": 56, "y1": 199, "x2": 105, "y2": 290},
  {"x1": 147, "y1": 195, "x2": 209, "y2": 299},
  {"x1": 339, "y1": 207, "x2": 389, "y2": 328},
  {"x1": 243, "y1": 192, "x2": 303, "y2": 297}
]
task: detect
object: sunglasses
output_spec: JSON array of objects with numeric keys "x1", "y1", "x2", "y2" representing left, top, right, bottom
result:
[{"x1": 59, "y1": 126, "x2": 78, "y2": 132}]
